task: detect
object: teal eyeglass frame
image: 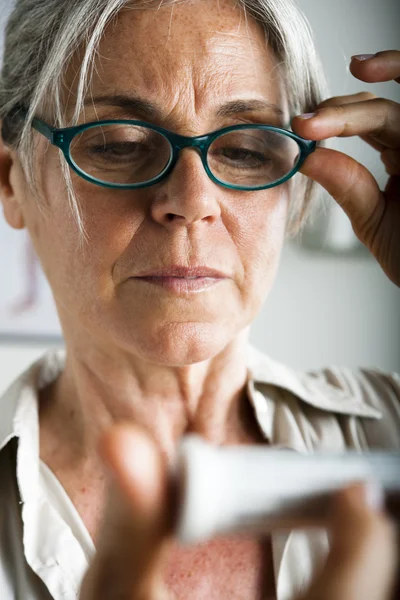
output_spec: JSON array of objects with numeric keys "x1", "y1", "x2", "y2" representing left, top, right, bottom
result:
[{"x1": 21, "y1": 107, "x2": 317, "y2": 191}]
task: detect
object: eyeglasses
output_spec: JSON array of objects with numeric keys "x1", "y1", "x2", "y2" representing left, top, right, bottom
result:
[{"x1": 22, "y1": 108, "x2": 316, "y2": 191}]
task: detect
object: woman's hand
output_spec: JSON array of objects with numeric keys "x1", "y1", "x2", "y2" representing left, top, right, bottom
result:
[
  {"x1": 79, "y1": 426, "x2": 398, "y2": 600},
  {"x1": 79, "y1": 424, "x2": 177, "y2": 600},
  {"x1": 292, "y1": 50, "x2": 400, "y2": 287},
  {"x1": 295, "y1": 482, "x2": 399, "y2": 600}
]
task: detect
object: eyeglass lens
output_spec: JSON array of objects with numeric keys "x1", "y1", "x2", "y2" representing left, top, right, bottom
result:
[{"x1": 69, "y1": 124, "x2": 301, "y2": 187}]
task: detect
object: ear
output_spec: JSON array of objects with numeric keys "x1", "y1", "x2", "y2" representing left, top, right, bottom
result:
[{"x1": 0, "y1": 123, "x2": 26, "y2": 230}]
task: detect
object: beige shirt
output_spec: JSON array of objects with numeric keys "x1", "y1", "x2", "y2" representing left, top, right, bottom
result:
[{"x1": 0, "y1": 345, "x2": 399, "y2": 600}]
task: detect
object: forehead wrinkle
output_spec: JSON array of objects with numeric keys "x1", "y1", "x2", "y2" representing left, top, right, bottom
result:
[
  {"x1": 154, "y1": 4, "x2": 281, "y2": 102},
  {"x1": 71, "y1": 1, "x2": 287, "y2": 126},
  {"x1": 154, "y1": 32, "x2": 280, "y2": 118}
]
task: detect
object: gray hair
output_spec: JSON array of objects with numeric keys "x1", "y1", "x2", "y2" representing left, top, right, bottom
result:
[{"x1": 0, "y1": 0, "x2": 329, "y2": 242}]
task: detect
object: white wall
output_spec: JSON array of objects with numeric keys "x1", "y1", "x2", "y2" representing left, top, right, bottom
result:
[{"x1": 1, "y1": 0, "x2": 399, "y2": 396}]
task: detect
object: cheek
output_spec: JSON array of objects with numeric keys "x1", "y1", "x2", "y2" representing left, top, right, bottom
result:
[
  {"x1": 239, "y1": 188, "x2": 289, "y2": 292},
  {"x1": 67, "y1": 193, "x2": 145, "y2": 302},
  {"x1": 31, "y1": 160, "x2": 141, "y2": 306}
]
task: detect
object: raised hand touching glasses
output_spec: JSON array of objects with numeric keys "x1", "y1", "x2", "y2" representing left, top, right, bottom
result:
[{"x1": 292, "y1": 50, "x2": 400, "y2": 288}]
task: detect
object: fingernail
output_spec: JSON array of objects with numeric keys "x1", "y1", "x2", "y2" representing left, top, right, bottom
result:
[
  {"x1": 352, "y1": 53, "x2": 376, "y2": 61},
  {"x1": 297, "y1": 112, "x2": 317, "y2": 120},
  {"x1": 363, "y1": 479, "x2": 384, "y2": 512}
]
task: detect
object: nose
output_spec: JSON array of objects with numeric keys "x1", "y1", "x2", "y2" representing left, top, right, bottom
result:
[{"x1": 149, "y1": 147, "x2": 222, "y2": 228}]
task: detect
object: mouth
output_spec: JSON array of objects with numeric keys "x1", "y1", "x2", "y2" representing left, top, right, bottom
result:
[
  {"x1": 129, "y1": 265, "x2": 229, "y2": 294},
  {"x1": 134, "y1": 266, "x2": 228, "y2": 279},
  {"x1": 131, "y1": 275, "x2": 226, "y2": 294}
]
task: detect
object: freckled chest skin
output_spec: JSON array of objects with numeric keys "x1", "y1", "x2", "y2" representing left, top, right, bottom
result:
[
  {"x1": 161, "y1": 404, "x2": 276, "y2": 599},
  {"x1": 163, "y1": 535, "x2": 276, "y2": 600},
  {"x1": 40, "y1": 450, "x2": 276, "y2": 600},
  {"x1": 40, "y1": 381, "x2": 276, "y2": 599},
  {"x1": 40, "y1": 457, "x2": 276, "y2": 600}
]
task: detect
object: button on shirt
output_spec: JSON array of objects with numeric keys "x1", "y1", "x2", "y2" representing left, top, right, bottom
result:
[{"x1": 0, "y1": 345, "x2": 399, "y2": 600}]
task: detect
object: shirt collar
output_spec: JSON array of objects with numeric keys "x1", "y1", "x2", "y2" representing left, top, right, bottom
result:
[
  {"x1": 0, "y1": 344, "x2": 382, "y2": 453},
  {"x1": 0, "y1": 349, "x2": 65, "y2": 454},
  {"x1": 246, "y1": 343, "x2": 382, "y2": 420}
]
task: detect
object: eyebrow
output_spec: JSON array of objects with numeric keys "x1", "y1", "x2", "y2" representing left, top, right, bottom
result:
[{"x1": 82, "y1": 94, "x2": 285, "y2": 120}]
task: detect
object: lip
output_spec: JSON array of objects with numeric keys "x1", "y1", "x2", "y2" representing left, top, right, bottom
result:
[
  {"x1": 133, "y1": 266, "x2": 228, "y2": 279},
  {"x1": 133, "y1": 276, "x2": 225, "y2": 294},
  {"x1": 130, "y1": 266, "x2": 229, "y2": 295}
]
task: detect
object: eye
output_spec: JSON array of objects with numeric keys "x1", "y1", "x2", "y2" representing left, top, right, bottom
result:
[
  {"x1": 88, "y1": 141, "x2": 146, "y2": 159},
  {"x1": 216, "y1": 147, "x2": 268, "y2": 165}
]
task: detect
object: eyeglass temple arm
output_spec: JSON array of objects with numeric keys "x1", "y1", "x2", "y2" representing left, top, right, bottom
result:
[
  {"x1": 17, "y1": 106, "x2": 55, "y2": 144},
  {"x1": 31, "y1": 116, "x2": 55, "y2": 143}
]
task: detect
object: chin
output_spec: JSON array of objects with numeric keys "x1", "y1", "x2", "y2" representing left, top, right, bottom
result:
[{"x1": 121, "y1": 320, "x2": 239, "y2": 366}]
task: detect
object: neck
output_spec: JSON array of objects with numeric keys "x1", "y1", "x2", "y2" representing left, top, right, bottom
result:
[{"x1": 39, "y1": 330, "x2": 259, "y2": 467}]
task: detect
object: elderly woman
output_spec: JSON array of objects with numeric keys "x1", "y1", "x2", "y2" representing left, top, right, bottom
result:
[{"x1": 0, "y1": 0, "x2": 399, "y2": 599}]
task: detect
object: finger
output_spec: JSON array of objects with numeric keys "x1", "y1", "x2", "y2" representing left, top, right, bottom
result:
[
  {"x1": 297, "y1": 147, "x2": 385, "y2": 244},
  {"x1": 350, "y1": 50, "x2": 400, "y2": 84},
  {"x1": 316, "y1": 91, "x2": 377, "y2": 110},
  {"x1": 81, "y1": 425, "x2": 177, "y2": 600},
  {"x1": 100, "y1": 425, "x2": 177, "y2": 572},
  {"x1": 297, "y1": 483, "x2": 398, "y2": 600},
  {"x1": 100, "y1": 425, "x2": 170, "y2": 534},
  {"x1": 292, "y1": 98, "x2": 400, "y2": 149},
  {"x1": 313, "y1": 93, "x2": 388, "y2": 153}
]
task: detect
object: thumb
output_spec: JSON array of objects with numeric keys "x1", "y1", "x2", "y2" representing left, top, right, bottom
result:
[
  {"x1": 100, "y1": 424, "x2": 168, "y2": 528},
  {"x1": 298, "y1": 147, "x2": 383, "y2": 242},
  {"x1": 81, "y1": 425, "x2": 177, "y2": 600},
  {"x1": 99, "y1": 424, "x2": 178, "y2": 559}
]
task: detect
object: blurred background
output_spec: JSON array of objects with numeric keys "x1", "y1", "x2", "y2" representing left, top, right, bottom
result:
[{"x1": 0, "y1": 0, "x2": 399, "y2": 395}]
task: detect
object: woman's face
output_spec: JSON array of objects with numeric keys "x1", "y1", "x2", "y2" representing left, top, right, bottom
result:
[{"x1": 8, "y1": 0, "x2": 292, "y2": 365}]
